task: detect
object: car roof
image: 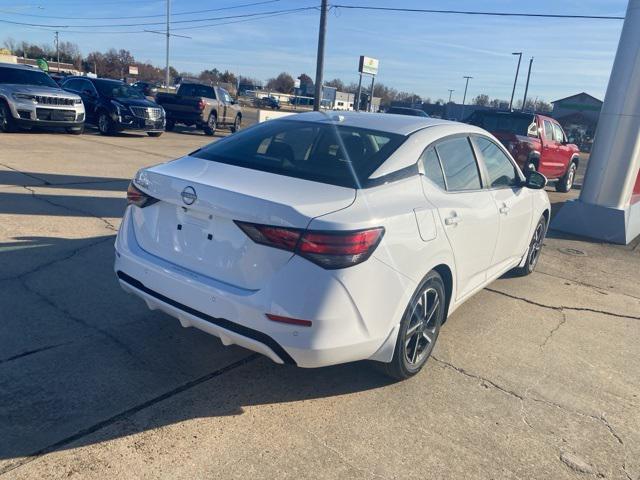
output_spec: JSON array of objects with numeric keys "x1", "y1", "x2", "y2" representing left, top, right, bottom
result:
[
  {"x1": 0, "y1": 63, "x2": 43, "y2": 71},
  {"x1": 278, "y1": 110, "x2": 451, "y2": 135}
]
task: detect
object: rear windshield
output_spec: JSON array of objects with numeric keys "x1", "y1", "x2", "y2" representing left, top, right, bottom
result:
[
  {"x1": 467, "y1": 112, "x2": 535, "y2": 136},
  {"x1": 192, "y1": 120, "x2": 406, "y2": 188},
  {"x1": 0, "y1": 67, "x2": 59, "y2": 88}
]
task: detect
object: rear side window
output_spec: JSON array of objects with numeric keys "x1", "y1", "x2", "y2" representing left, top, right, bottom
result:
[
  {"x1": 553, "y1": 123, "x2": 565, "y2": 142},
  {"x1": 419, "y1": 147, "x2": 446, "y2": 190},
  {"x1": 543, "y1": 120, "x2": 554, "y2": 141},
  {"x1": 193, "y1": 120, "x2": 406, "y2": 188},
  {"x1": 435, "y1": 137, "x2": 482, "y2": 191},
  {"x1": 475, "y1": 136, "x2": 520, "y2": 188},
  {"x1": 180, "y1": 84, "x2": 215, "y2": 98}
]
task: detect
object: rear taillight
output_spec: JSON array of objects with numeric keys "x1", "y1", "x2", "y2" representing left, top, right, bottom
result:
[
  {"x1": 127, "y1": 182, "x2": 158, "y2": 208},
  {"x1": 235, "y1": 221, "x2": 384, "y2": 269}
]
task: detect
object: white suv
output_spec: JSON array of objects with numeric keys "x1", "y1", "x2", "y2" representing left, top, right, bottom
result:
[
  {"x1": 115, "y1": 111, "x2": 550, "y2": 379},
  {"x1": 0, "y1": 64, "x2": 84, "y2": 134}
]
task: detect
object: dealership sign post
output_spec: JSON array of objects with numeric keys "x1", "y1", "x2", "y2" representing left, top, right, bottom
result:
[
  {"x1": 552, "y1": 0, "x2": 640, "y2": 244},
  {"x1": 355, "y1": 56, "x2": 379, "y2": 112}
]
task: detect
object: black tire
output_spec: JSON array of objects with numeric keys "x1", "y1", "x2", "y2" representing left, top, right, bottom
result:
[
  {"x1": 0, "y1": 101, "x2": 17, "y2": 133},
  {"x1": 165, "y1": 119, "x2": 175, "y2": 131},
  {"x1": 381, "y1": 271, "x2": 446, "y2": 380},
  {"x1": 147, "y1": 131, "x2": 162, "y2": 137},
  {"x1": 230, "y1": 114, "x2": 241, "y2": 133},
  {"x1": 97, "y1": 112, "x2": 114, "y2": 136},
  {"x1": 556, "y1": 161, "x2": 577, "y2": 193},
  {"x1": 510, "y1": 215, "x2": 547, "y2": 277},
  {"x1": 203, "y1": 113, "x2": 216, "y2": 136},
  {"x1": 66, "y1": 126, "x2": 84, "y2": 135}
]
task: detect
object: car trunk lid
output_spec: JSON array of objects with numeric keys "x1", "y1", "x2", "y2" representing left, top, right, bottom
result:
[{"x1": 130, "y1": 156, "x2": 356, "y2": 290}]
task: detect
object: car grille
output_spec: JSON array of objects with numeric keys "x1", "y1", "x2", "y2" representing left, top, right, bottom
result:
[
  {"x1": 34, "y1": 96, "x2": 75, "y2": 106},
  {"x1": 36, "y1": 108, "x2": 77, "y2": 121},
  {"x1": 130, "y1": 106, "x2": 163, "y2": 120}
]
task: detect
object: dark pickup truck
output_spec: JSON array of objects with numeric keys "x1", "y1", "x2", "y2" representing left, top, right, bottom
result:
[
  {"x1": 156, "y1": 83, "x2": 242, "y2": 136},
  {"x1": 466, "y1": 110, "x2": 581, "y2": 192}
]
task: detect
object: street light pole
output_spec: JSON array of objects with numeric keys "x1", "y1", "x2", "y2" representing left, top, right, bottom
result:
[
  {"x1": 313, "y1": 0, "x2": 328, "y2": 111},
  {"x1": 509, "y1": 52, "x2": 522, "y2": 110},
  {"x1": 461, "y1": 76, "x2": 472, "y2": 119},
  {"x1": 165, "y1": 0, "x2": 170, "y2": 89},
  {"x1": 522, "y1": 57, "x2": 534, "y2": 111},
  {"x1": 448, "y1": 89, "x2": 454, "y2": 103}
]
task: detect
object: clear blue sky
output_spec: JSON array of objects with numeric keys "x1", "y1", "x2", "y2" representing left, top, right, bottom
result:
[{"x1": 0, "y1": 0, "x2": 627, "y2": 102}]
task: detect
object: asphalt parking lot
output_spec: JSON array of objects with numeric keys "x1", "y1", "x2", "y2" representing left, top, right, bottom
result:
[{"x1": 1, "y1": 119, "x2": 639, "y2": 479}]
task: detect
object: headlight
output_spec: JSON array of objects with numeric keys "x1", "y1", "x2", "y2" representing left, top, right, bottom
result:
[
  {"x1": 74, "y1": 98, "x2": 82, "y2": 105},
  {"x1": 12, "y1": 93, "x2": 35, "y2": 101},
  {"x1": 111, "y1": 100, "x2": 129, "y2": 114}
]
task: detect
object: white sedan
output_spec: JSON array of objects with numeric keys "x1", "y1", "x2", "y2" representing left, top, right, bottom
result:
[{"x1": 115, "y1": 111, "x2": 550, "y2": 379}]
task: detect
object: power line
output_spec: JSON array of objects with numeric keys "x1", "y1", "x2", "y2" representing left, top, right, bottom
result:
[
  {"x1": 331, "y1": 5, "x2": 625, "y2": 20},
  {"x1": 0, "y1": 0, "x2": 281, "y2": 20},
  {"x1": 0, "y1": 5, "x2": 317, "y2": 28},
  {"x1": 15, "y1": 8, "x2": 318, "y2": 34}
]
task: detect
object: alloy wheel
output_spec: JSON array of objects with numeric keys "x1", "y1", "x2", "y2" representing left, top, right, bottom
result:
[
  {"x1": 98, "y1": 114, "x2": 109, "y2": 134},
  {"x1": 566, "y1": 164, "x2": 576, "y2": 190},
  {"x1": 0, "y1": 104, "x2": 7, "y2": 130},
  {"x1": 528, "y1": 221, "x2": 545, "y2": 269},
  {"x1": 404, "y1": 287, "x2": 441, "y2": 367}
]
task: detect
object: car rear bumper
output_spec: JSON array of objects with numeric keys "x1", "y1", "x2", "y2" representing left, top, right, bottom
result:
[{"x1": 114, "y1": 207, "x2": 409, "y2": 368}]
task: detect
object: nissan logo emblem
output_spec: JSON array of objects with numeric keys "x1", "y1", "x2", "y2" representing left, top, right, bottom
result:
[{"x1": 181, "y1": 186, "x2": 197, "y2": 205}]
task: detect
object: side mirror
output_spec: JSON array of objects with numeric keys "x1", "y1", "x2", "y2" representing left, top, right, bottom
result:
[
  {"x1": 523, "y1": 171, "x2": 547, "y2": 190},
  {"x1": 527, "y1": 123, "x2": 539, "y2": 138},
  {"x1": 82, "y1": 89, "x2": 95, "y2": 97}
]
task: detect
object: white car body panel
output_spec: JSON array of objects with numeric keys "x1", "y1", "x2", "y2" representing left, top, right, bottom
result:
[{"x1": 114, "y1": 111, "x2": 551, "y2": 368}]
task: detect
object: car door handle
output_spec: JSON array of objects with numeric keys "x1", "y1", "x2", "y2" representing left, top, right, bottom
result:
[
  {"x1": 444, "y1": 215, "x2": 461, "y2": 226},
  {"x1": 499, "y1": 205, "x2": 510, "y2": 215}
]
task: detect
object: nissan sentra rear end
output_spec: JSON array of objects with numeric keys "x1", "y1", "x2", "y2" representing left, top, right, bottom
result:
[{"x1": 114, "y1": 114, "x2": 411, "y2": 367}]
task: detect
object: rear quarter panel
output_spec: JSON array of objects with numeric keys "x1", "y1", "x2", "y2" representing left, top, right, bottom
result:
[{"x1": 308, "y1": 175, "x2": 456, "y2": 334}]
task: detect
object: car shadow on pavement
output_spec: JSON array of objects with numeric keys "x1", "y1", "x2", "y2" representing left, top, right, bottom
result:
[
  {"x1": 0, "y1": 233, "x2": 394, "y2": 467},
  {"x1": 0, "y1": 171, "x2": 129, "y2": 191}
]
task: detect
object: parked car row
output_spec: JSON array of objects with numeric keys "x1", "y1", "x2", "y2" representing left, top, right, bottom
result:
[{"x1": 0, "y1": 64, "x2": 241, "y2": 138}]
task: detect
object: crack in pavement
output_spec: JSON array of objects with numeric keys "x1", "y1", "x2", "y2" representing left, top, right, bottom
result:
[
  {"x1": 17, "y1": 275, "x2": 157, "y2": 371},
  {"x1": 22, "y1": 185, "x2": 119, "y2": 232},
  {"x1": 0, "y1": 342, "x2": 68, "y2": 364},
  {"x1": 536, "y1": 270, "x2": 640, "y2": 302},
  {"x1": 0, "y1": 354, "x2": 259, "y2": 476},
  {"x1": 486, "y1": 288, "x2": 640, "y2": 321},
  {"x1": 539, "y1": 310, "x2": 567, "y2": 349},
  {"x1": 433, "y1": 356, "x2": 634, "y2": 479},
  {"x1": 301, "y1": 426, "x2": 385, "y2": 479},
  {"x1": 0, "y1": 162, "x2": 49, "y2": 185},
  {"x1": 0, "y1": 236, "x2": 113, "y2": 283}
]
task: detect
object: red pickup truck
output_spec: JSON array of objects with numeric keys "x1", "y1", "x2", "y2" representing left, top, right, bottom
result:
[{"x1": 467, "y1": 111, "x2": 580, "y2": 192}]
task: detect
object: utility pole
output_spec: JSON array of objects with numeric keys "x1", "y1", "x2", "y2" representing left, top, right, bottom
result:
[
  {"x1": 165, "y1": 0, "x2": 171, "y2": 89},
  {"x1": 461, "y1": 76, "x2": 472, "y2": 119},
  {"x1": 355, "y1": 73, "x2": 363, "y2": 111},
  {"x1": 55, "y1": 31, "x2": 59, "y2": 72},
  {"x1": 369, "y1": 75, "x2": 376, "y2": 112},
  {"x1": 509, "y1": 52, "x2": 522, "y2": 110},
  {"x1": 448, "y1": 89, "x2": 454, "y2": 103},
  {"x1": 313, "y1": 0, "x2": 328, "y2": 111},
  {"x1": 521, "y1": 57, "x2": 534, "y2": 112}
]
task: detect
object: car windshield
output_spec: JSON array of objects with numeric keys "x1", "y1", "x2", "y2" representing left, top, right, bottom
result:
[
  {"x1": 468, "y1": 112, "x2": 534, "y2": 136},
  {"x1": 0, "y1": 67, "x2": 59, "y2": 88},
  {"x1": 192, "y1": 120, "x2": 406, "y2": 188},
  {"x1": 94, "y1": 80, "x2": 145, "y2": 99}
]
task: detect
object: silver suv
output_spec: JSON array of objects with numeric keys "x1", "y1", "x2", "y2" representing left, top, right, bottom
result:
[{"x1": 0, "y1": 63, "x2": 85, "y2": 134}]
